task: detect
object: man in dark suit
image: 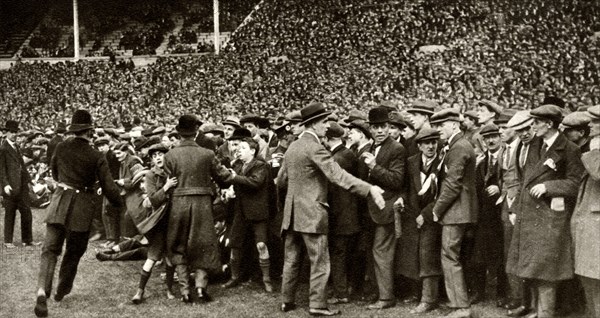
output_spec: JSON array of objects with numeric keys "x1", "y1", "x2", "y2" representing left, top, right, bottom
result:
[
  {"x1": 507, "y1": 105, "x2": 585, "y2": 318},
  {"x1": 0, "y1": 120, "x2": 35, "y2": 248},
  {"x1": 361, "y1": 107, "x2": 407, "y2": 310},
  {"x1": 34, "y1": 110, "x2": 123, "y2": 318},
  {"x1": 277, "y1": 102, "x2": 385, "y2": 316},
  {"x1": 431, "y1": 109, "x2": 478, "y2": 318},
  {"x1": 468, "y1": 124, "x2": 507, "y2": 304},
  {"x1": 221, "y1": 134, "x2": 274, "y2": 293},
  {"x1": 324, "y1": 122, "x2": 360, "y2": 304}
]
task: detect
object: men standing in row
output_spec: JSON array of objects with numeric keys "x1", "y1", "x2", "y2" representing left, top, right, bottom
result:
[
  {"x1": 277, "y1": 102, "x2": 386, "y2": 316},
  {"x1": 431, "y1": 109, "x2": 478, "y2": 318},
  {"x1": 507, "y1": 105, "x2": 585, "y2": 317},
  {"x1": 34, "y1": 110, "x2": 124, "y2": 317},
  {"x1": 1, "y1": 120, "x2": 35, "y2": 248}
]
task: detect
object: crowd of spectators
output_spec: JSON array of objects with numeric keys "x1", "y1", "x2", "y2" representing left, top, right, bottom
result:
[{"x1": 1, "y1": 0, "x2": 599, "y2": 130}]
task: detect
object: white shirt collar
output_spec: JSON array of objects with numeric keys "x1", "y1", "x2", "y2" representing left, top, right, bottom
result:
[
  {"x1": 329, "y1": 141, "x2": 344, "y2": 152},
  {"x1": 447, "y1": 131, "x2": 460, "y2": 145},
  {"x1": 5, "y1": 138, "x2": 15, "y2": 149},
  {"x1": 507, "y1": 138, "x2": 519, "y2": 153},
  {"x1": 544, "y1": 131, "x2": 559, "y2": 149}
]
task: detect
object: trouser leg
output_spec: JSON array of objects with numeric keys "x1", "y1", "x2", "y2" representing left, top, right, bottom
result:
[
  {"x1": 302, "y1": 233, "x2": 330, "y2": 309},
  {"x1": 281, "y1": 231, "x2": 302, "y2": 304},
  {"x1": 56, "y1": 230, "x2": 89, "y2": 296},
  {"x1": 175, "y1": 264, "x2": 190, "y2": 296},
  {"x1": 17, "y1": 193, "x2": 33, "y2": 244},
  {"x1": 421, "y1": 276, "x2": 440, "y2": 304},
  {"x1": 372, "y1": 223, "x2": 396, "y2": 301},
  {"x1": 536, "y1": 280, "x2": 557, "y2": 318},
  {"x1": 441, "y1": 224, "x2": 469, "y2": 308},
  {"x1": 103, "y1": 202, "x2": 121, "y2": 242},
  {"x1": 579, "y1": 275, "x2": 600, "y2": 318},
  {"x1": 37, "y1": 224, "x2": 66, "y2": 296},
  {"x1": 329, "y1": 235, "x2": 349, "y2": 298},
  {"x1": 3, "y1": 197, "x2": 17, "y2": 243}
]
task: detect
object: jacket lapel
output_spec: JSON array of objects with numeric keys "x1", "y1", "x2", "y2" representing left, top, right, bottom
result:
[
  {"x1": 2, "y1": 140, "x2": 21, "y2": 163},
  {"x1": 524, "y1": 134, "x2": 566, "y2": 187}
]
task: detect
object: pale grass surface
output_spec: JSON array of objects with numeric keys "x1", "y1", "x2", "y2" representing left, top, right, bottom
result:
[{"x1": 0, "y1": 207, "x2": 585, "y2": 318}]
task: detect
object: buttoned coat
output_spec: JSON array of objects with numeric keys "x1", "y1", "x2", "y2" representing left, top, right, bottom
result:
[
  {"x1": 44, "y1": 137, "x2": 123, "y2": 232},
  {"x1": 328, "y1": 144, "x2": 360, "y2": 236},
  {"x1": 571, "y1": 149, "x2": 600, "y2": 280},
  {"x1": 432, "y1": 133, "x2": 478, "y2": 225},
  {"x1": 397, "y1": 153, "x2": 443, "y2": 280},
  {"x1": 507, "y1": 133, "x2": 585, "y2": 281},
  {"x1": 0, "y1": 140, "x2": 31, "y2": 197},
  {"x1": 230, "y1": 157, "x2": 270, "y2": 221},
  {"x1": 366, "y1": 136, "x2": 406, "y2": 225},
  {"x1": 277, "y1": 132, "x2": 371, "y2": 234}
]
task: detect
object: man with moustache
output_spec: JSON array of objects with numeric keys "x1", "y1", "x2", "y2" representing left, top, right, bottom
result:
[
  {"x1": 430, "y1": 108, "x2": 478, "y2": 318},
  {"x1": 361, "y1": 107, "x2": 407, "y2": 310},
  {"x1": 507, "y1": 105, "x2": 585, "y2": 318},
  {"x1": 277, "y1": 102, "x2": 386, "y2": 316}
]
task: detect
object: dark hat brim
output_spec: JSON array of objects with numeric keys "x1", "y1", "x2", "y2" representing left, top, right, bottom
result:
[
  {"x1": 68, "y1": 124, "x2": 94, "y2": 133},
  {"x1": 300, "y1": 111, "x2": 332, "y2": 126},
  {"x1": 416, "y1": 135, "x2": 440, "y2": 143}
]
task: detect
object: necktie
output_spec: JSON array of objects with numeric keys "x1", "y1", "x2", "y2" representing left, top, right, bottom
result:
[
  {"x1": 503, "y1": 145, "x2": 511, "y2": 170},
  {"x1": 541, "y1": 142, "x2": 548, "y2": 158},
  {"x1": 519, "y1": 144, "x2": 528, "y2": 168}
]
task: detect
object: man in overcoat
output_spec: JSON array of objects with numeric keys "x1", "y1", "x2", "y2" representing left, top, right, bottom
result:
[
  {"x1": 34, "y1": 110, "x2": 123, "y2": 317},
  {"x1": 0, "y1": 120, "x2": 35, "y2": 248},
  {"x1": 361, "y1": 107, "x2": 407, "y2": 310},
  {"x1": 276, "y1": 102, "x2": 385, "y2": 316},
  {"x1": 430, "y1": 108, "x2": 478, "y2": 318},
  {"x1": 163, "y1": 114, "x2": 230, "y2": 303},
  {"x1": 399, "y1": 128, "x2": 443, "y2": 314},
  {"x1": 507, "y1": 105, "x2": 585, "y2": 317}
]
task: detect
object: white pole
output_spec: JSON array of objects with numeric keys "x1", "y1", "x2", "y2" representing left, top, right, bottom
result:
[
  {"x1": 73, "y1": 0, "x2": 80, "y2": 60},
  {"x1": 213, "y1": 0, "x2": 220, "y2": 55}
]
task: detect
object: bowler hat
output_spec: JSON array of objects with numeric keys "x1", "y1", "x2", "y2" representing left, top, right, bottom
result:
[
  {"x1": 4, "y1": 120, "x2": 19, "y2": 133},
  {"x1": 68, "y1": 109, "x2": 94, "y2": 133},
  {"x1": 562, "y1": 111, "x2": 591, "y2": 128},
  {"x1": 405, "y1": 99, "x2": 437, "y2": 115},
  {"x1": 507, "y1": 111, "x2": 533, "y2": 131},
  {"x1": 368, "y1": 107, "x2": 390, "y2": 125},
  {"x1": 480, "y1": 123, "x2": 500, "y2": 137},
  {"x1": 430, "y1": 108, "x2": 461, "y2": 125},
  {"x1": 326, "y1": 122, "x2": 345, "y2": 139},
  {"x1": 587, "y1": 105, "x2": 600, "y2": 121},
  {"x1": 176, "y1": 114, "x2": 202, "y2": 137},
  {"x1": 239, "y1": 113, "x2": 262, "y2": 126},
  {"x1": 228, "y1": 128, "x2": 252, "y2": 140},
  {"x1": 300, "y1": 102, "x2": 331, "y2": 126},
  {"x1": 415, "y1": 128, "x2": 440, "y2": 143},
  {"x1": 348, "y1": 120, "x2": 372, "y2": 139},
  {"x1": 530, "y1": 105, "x2": 563, "y2": 124},
  {"x1": 542, "y1": 96, "x2": 565, "y2": 109}
]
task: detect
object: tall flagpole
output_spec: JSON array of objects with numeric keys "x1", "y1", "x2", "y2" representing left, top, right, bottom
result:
[
  {"x1": 213, "y1": 0, "x2": 220, "y2": 55},
  {"x1": 73, "y1": 0, "x2": 80, "y2": 60}
]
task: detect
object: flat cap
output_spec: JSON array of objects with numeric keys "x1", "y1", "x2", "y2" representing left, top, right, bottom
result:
[
  {"x1": 405, "y1": 99, "x2": 437, "y2": 115},
  {"x1": 222, "y1": 116, "x2": 241, "y2": 128},
  {"x1": 389, "y1": 111, "x2": 407, "y2": 128},
  {"x1": 228, "y1": 127, "x2": 252, "y2": 140},
  {"x1": 495, "y1": 109, "x2": 518, "y2": 125},
  {"x1": 239, "y1": 113, "x2": 262, "y2": 125},
  {"x1": 530, "y1": 104, "x2": 563, "y2": 123},
  {"x1": 507, "y1": 111, "x2": 533, "y2": 131},
  {"x1": 480, "y1": 123, "x2": 500, "y2": 137},
  {"x1": 430, "y1": 108, "x2": 461, "y2": 125},
  {"x1": 326, "y1": 122, "x2": 345, "y2": 138},
  {"x1": 94, "y1": 137, "x2": 111, "y2": 147},
  {"x1": 463, "y1": 110, "x2": 479, "y2": 121},
  {"x1": 587, "y1": 105, "x2": 600, "y2": 121},
  {"x1": 477, "y1": 100, "x2": 503, "y2": 115},
  {"x1": 562, "y1": 111, "x2": 591, "y2": 128},
  {"x1": 348, "y1": 120, "x2": 372, "y2": 139},
  {"x1": 343, "y1": 109, "x2": 367, "y2": 124},
  {"x1": 415, "y1": 128, "x2": 440, "y2": 143},
  {"x1": 147, "y1": 143, "x2": 170, "y2": 156}
]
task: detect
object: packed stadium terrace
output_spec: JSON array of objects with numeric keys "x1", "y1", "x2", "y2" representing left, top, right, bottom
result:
[{"x1": 0, "y1": 0, "x2": 599, "y2": 130}]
